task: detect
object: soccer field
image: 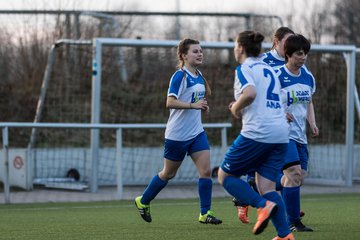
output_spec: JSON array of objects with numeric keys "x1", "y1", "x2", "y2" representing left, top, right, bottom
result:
[{"x1": 0, "y1": 193, "x2": 359, "y2": 240}]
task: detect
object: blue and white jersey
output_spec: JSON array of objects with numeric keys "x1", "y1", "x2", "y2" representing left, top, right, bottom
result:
[
  {"x1": 261, "y1": 49, "x2": 285, "y2": 69},
  {"x1": 262, "y1": 49, "x2": 311, "y2": 73},
  {"x1": 277, "y1": 65, "x2": 316, "y2": 144},
  {"x1": 165, "y1": 66, "x2": 206, "y2": 141},
  {"x1": 234, "y1": 57, "x2": 289, "y2": 144}
]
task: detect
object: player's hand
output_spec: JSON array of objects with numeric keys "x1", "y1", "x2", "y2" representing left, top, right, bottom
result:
[
  {"x1": 228, "y1": 101, "x2": 235, "y2": 110},
  {"x1": 202, "y1": 105, "x2": 210, "y2": 115},
  {"x1": 286, "y1": 112, "x2": 294, "y2": 122},
  {"x1": 192, "y1": 98, "x2": 208, "y2": 111},
  {"x1": 310, "y1": 123, "x2": 319, "y2": 137},
  {"x1": 230, "y1": 103, "x2": 241, "y2": 119}
]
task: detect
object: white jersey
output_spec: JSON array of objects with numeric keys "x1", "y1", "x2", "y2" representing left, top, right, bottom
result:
[
  {"x1": 234, "y1": 57, "x2": 289, "y2": 143},
  {"x1": 165, "y1": 66, "x2": 206, "y2": 141},
  {"x1": 261, "y1": 49, "x2": 285, "y2": 69},
  {"x1": 277, "y1": 65, "x2": 316, "y2": 144}
]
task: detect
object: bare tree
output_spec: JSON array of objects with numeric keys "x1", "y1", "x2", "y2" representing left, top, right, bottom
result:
[{"x1": 332, "y1": 0, "x2": 360, "y2": 45}]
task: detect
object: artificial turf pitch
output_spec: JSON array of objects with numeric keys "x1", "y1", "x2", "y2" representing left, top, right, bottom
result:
[{"x1": 0, "y1": 193, "x2": 359, "y2": 240}]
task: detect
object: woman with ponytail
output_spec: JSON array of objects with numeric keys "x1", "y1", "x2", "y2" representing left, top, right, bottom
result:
[
  {"x1": 217, "y1": 31, "x2": 294, "y2": 240},
  {"x1": 135, "y1": 38, "x2": 222, "y2": 225}
]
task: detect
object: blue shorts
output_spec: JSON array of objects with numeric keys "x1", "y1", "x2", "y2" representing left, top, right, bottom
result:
[
  {"x1": 164, "y1": 131, "x2": 210, "y2": 161},
  {"x1": 283, "y1": 139, "x2": 309, "y2": 171},
  {"x1": 220, "y1": 134, "x2": 288, "y2": 182}
]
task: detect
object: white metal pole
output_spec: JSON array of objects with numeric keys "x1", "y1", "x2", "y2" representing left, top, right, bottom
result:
[
  {"x1": 175, "y1": 0, "x2": 181, "y2": 39},
  {"x1": 354, "y1": 49, "x2": 360, "y2": 122},
  {"x1": 116, "y1": 128, "x2": 123, "y2": 199},
  {"x1": 221, "y1": 127, "x2": 227, "y2": 158},
  {"x1": 2, "y1": 127, "x2": 10, "y2": 203},
  {"x1": 344, "y1": 51, "x2": 356, "y2": 187},
  {"x1": 90, "y1": 39, "x2": 102, "y2": 192},
  {"x1": 354, "y1": 87, "x2": 360, "y2": 122}
]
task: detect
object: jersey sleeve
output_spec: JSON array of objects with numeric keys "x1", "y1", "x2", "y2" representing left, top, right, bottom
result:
[
  {"x1": 233, "y1": 65, "x2": 255, "y2": 100},
  {"x1": 236, "y1": 65, "x2": 255, "y2": 92},
  {"x1": 167, "y1": 70, "x2": 186, "y2": 98},
  {"x1": 310, "y1": 74, "x2": 316, "y2": 95},
  {"x1": 303, "y1": 66, "x2": 316, "y2": 95}
]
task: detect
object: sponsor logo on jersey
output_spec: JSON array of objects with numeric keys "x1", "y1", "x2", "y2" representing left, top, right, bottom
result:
[
  {"x1": 287, "y1": 90, "x2": 310, "y2": 106},
  {"x1": 191, "y1": 91, "x2": 206, "y2": 103}
]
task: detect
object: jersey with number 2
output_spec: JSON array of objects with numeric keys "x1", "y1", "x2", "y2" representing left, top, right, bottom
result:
[{"x1": 234, "y1": 57, "x2": 288, "y2": 144}]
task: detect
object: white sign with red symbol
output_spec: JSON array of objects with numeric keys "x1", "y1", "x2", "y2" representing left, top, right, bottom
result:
[{"x1": 13, "y1": 156, "x2": 24, "y2": 170}]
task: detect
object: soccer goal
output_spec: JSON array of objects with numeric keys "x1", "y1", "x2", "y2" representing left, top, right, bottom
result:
[
  {"x1": 89, "y1": 38, "x2": 359, "y2": 186},
  {"x1": 1, "y1": 37, "x2": 358, "y2": 204}
]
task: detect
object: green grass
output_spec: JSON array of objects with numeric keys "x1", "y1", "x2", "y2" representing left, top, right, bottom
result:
[{"x1": 0, "y1": 194, "x2": 359, "y2": 240}]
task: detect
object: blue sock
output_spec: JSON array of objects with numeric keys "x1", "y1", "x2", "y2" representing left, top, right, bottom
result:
[
  {"x1": 246, "y1": 172, "x2": 259, "y2": 193},
  {"x1": 282, "y1": 186, "x2": 300, "y2": 224},
  {"x1": 222, "y1": 176, "x2": 266, "y2": 208},
  {"x1": 263, "y1": 191, "x2": 291, "y2": 238},
  {"x1": 198, "y1": 178, "x2": 212, "y2": 215},
  {"x1": 276, "y1": 174, "x2": 283, "y2": 191},
  {"x1": 141, "y1": 175, "x2": 168, "y2": 204}
]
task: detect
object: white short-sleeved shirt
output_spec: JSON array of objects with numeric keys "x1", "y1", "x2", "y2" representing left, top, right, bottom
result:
[
  {"x1": 234, "y1": 57, "x2": 289, "y2": 143},
  {"x1": 165, "y1": 67, "x2": 206, "y2": 141},
  {"x1": 261, "y1": 49, "x2": 285, "y2": 69},
  {"x1": 277, "y1": 65, "x2": 316, "y2": 144}
]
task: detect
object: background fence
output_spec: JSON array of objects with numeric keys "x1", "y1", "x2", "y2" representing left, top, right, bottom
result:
[{"x1": 0, "y1": 122, "x2": 231, "y2": 204}]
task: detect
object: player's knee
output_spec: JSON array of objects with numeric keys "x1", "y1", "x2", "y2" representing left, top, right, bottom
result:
[
  {"x1": 283, "y1": 166, "x2": 302, "y2": 187},
  {"x1": 288, "y1": 170, "x2": 302, "y2": 186},
  {"x1": 292, "y1": 173, "x2": 302, "y2": 186},
  {"x1": 159, "y1": 171, "x2": 177, "y2": 181},
  {"x1": 165, "y1": 174, "x2": 176, "y2": 180},
  {"x1": 217, "y1": 168, "x2": 226, "y2": 185},
  {"x1": 199, "y1": 168, "x2": 211, "y2": 178}
]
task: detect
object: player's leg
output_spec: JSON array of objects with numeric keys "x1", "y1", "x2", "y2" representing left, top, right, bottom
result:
[
  {"x1": 256, "y1": 143, "x2": 291, "y2": 238},
  {"x1": 232, "y1": 171, "x2": 256, "y2": 223},
  {"x1": 219, "y1": 169, "x2": 275, "y2": 234},
  {"x1": 135, "y1": 158, "x2": 182, "y2": 222},
  {"x1": 218, "y1": 136, "x2": 278, "y2": 235},
  {"x1": 282, "y1": 141, "x2": 313, "y2": 232},
  {"x1": 276, "y1": 173, "x2": 284, "y2": 191},
  {"x1": 190, "y1": 132, "x2": 222, "y2": 224},
  {"x1": 292, "y1": 143, "x2": 312, "y2": 231},
  {"x1": 283, "y1": 165, "x2": 312, "y2": 231},
  {"x1": 233, "y1": 198, "x2": 250, "y2": 223},
  {"x1": 135, "y1": 138, "x2": 186, "y2": 223},
  {"x1": 192, "y1": 150, "x2": 222, "y2": 224},
  {"x1": 246, "y1": 171, "x2": 259, "y2": 192}
]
